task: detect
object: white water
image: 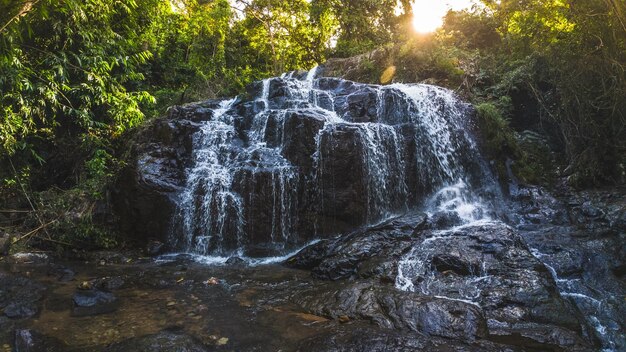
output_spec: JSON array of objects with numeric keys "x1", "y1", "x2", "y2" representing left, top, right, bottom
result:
[
  {"x1": 529, "y1": 247, "x2": 619, "y2": 351},
  {"x1": 176, "y1": 98, "x2": 243, "y2": 255},
  {"x1": 157, "y1": 240, "x2": 321, "y2": 267}
]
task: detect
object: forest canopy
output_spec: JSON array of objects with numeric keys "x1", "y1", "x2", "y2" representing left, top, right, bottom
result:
[{"x1": 1, "y1": 0, "x2": 624, "y2": 190}]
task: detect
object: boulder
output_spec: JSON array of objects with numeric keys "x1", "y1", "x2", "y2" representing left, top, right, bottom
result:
[
  {"x1": 0, "y1": 274, "x2": 45, "y2": 320},
  {"x1": 71, "y1": 290, "x2": 119, "y2": 316},
  {"x1": 294, "y1": 282, "x2": 488, "y2": 342},
  {"x1": 112, "y1": 116, "x2": 199, "y2": 244},
  {"x1": 3, "y1": 302, "x2": 39, "y2": 319}
]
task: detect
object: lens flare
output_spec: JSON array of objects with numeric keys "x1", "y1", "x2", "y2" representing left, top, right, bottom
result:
[{"x1": 411, "y1": 0, "x2": 474, "y2": 33}]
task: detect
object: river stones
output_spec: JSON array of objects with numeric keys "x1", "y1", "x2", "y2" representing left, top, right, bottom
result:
[
  {"x1": 71, "y1": 290, "x2": 119, "y2": 316},
  {"x1": 0, "y1": 274, "x2": 45, "y2": 320}
]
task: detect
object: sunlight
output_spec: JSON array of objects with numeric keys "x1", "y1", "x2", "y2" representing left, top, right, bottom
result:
[{"x1": 412, "y1": 0, "x2": 475, "y2": 33}]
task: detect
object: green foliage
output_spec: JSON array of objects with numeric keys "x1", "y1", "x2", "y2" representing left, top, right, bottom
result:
[
  {"x1": 480, "y1": 0, "x2": 626, "y2": 185},
  {"x1": 312, "y1": 0, "x2": 412, "y2": 57},
  {"x1": 0, "y1": 0, "x2": 157, "y2": 158},
  {"x1": 34, "y1": 186, "x2": 119, "y2": 250},
  {"x1": 476, "y1": 102, "x2": 553, "y2": 184}
]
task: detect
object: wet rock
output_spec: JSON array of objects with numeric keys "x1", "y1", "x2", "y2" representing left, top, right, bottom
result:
[
  {"x1": 14, "y1": 329, "x2": 66, "y2": 352},
  {"x1": 334, "y1": 87, "x2": 380, "y2": 122},
  {"x1": 47, "y1": 265, "x2": 75, "y2": 282},
  {"x1": 3, "y1": 302, "x2": 38, "y2": 319},
  {"x1": 289, "y1": 215, "x2": 593, "y2": 350},
  {"x1": 167, "y1": 99, "x2": 228, "y2": 122},
  {"x1": 285, "y1": 214, "x2": 425, "y2": 280},
  {"x1": 315, "y1": 126, "x2": 367, "y2": 231},
  {"x1": 105, "y1": 331, "x2": 208, "y2": 352},
  {"x1": 511, "y1": 185, "x2": 626, "y2": 350},
  {"x1": 396, "y1": 221, "x2": 590, "y2": 349},
  {"x1": 427, "y1": 211, "x2": 464, "y2": 229},
  {"x1": 91, "y1": 276, "x2": 126, "y2": 291},
  {"x1": 294, "y1": 282, "x2": 487, "y2": 342},
  {"x1": 281, "y1": 109, "x2": 326, "y2": 174},
  {"x1": 112, "y1": 116, "x2": 199, "y2": 244},
  {"x1": 0, "y1": 275, "x2": 45, "y2": 320},
  {"x1": 225, "y1": 257, "x2": 246, "y2": 266},
  {"x1": 146, "y1": 240, "x2": 166, "y2": 256},
  {"x1": 7, "y1": 253, "x2": 49, "y2": 265},
  {"x1": 71, "y1": 290, "x2": 119, "y2": 316},
  {"x1": 296, "y1": 325, "x2": 521, "y2": 352}
]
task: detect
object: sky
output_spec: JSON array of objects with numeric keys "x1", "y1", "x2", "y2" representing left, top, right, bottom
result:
[{"x1": 411, "y1": 0, "x2": 477, "y2": 33}]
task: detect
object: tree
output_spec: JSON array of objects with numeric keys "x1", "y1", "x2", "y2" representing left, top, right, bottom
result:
[
  {"x1": 0, "y1": 0, "x2": 155, "y2": 162},
  {"x1": 311, "y1": 0, "x2": 412, "y2": 57},
  {"x1": 471, "y1": 0, "x2": 626, "y2": 184}
]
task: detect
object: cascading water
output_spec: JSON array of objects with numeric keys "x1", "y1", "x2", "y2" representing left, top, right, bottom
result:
[{"x1": 174, "y1": 67, "x2": 494, "y2": 258}]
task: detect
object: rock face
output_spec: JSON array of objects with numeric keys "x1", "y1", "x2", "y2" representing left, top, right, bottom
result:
[
  {"x1": 113, "y1": 70, "x2": 494, "y2": 257},
  {"x1": 510, "y1": 185, "x2": 626, "y2": 351},
  {"x1": 112, "y1": 116, "x2": 200, "y2": 245}
]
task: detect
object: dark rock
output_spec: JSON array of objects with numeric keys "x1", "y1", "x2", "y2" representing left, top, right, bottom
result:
[
  {"x1": 315, "y1": 124, "x2": 369, "y2": 231},
  {"x1": 112, "y1": 117, "x2": 200, "y2": 244},
  {"x1": 146, "y1": 240, "x2": 166, "y2": 256},
  {"x1": 105, "y1": 331, "x2": 209, "y2": 352},
  {"x1": 334, "y1": 87, "x2": 380, "y2": 122},
  {"x1": 511, "y1": 185, "x2": 626, "y2": 350},
  {"x1": 47, "y1": 265, "x2": 75, "y2": 282},
  {"x1": 91, "y1": 276, "x2": 126, "y2": 291},
  {"x1": 397, "y1": 222, "x2": 588, "y2": 347},
  {"x1": 289, "y1": 216, "x2": 593, "y2": 350},
  {"x1": 294, "y1": 282, "x2": 487, "y2": 342},
  {"x1": 285, "y1": 214, "x2": 425, "y2": 280},
  {"x1": 427, "y1": 211, "x2": 464, "y2": 229},
  {"x1": 281, "y1": 109, "x2": 326, "y2": 174},
  {"x1": 225, "y1": 257, "x2": 246, "y2": 266},
  {"x1": 71, "y1": 290, "x2": 119, "y2": 316},
  {"x1": 296, "y1": 325, "x2": 523, "y2": 352},
  {"x1": 14, "y1": 329, "x2": 66, "y2": 352},
  {"x1": 3, "y1": 302, "x2": 38, "y2": 319},
  {"x1": 0, "y1": 275, "x2": 45, "y2": 320}
]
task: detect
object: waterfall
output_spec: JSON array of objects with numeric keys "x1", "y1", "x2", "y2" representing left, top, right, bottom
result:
[
  {"x1": 173, "y1": 67, "x2": 494, "y2": 258},
  {"x1": 163, "y1": 68, "x2": 620, "y2": 351}
]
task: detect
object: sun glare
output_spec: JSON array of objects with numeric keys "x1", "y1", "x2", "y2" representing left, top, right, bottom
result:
[{"x1": 411, "y1": 0, "x2": 475, "y2": 33}]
